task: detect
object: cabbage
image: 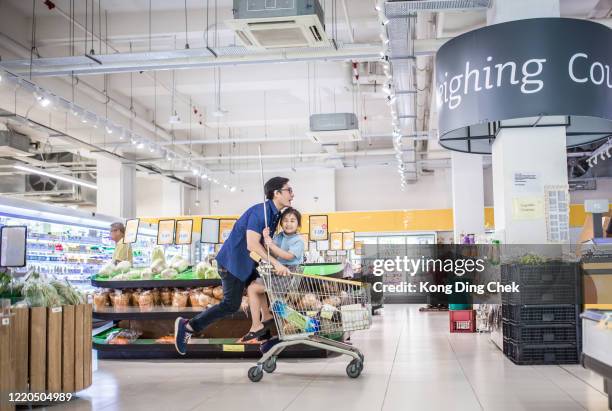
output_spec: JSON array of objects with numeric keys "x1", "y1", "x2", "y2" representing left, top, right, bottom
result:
[
  {"x1": 151, "y1": 246, "x2": 165, "y2": 263},
  {"x1": 150, "y1": 258, "x2": 166, "y2": 274},
  {"x1": 195, "y1": 262, "x2": 208, "y2": 279},
  {"x1": 140, "y1": 269, "x2": 153, "y2": 280},
  {"x1": 116, "y1": 261, "x2": 131, "y2": 273},
  {"x1": 170, "y1": 256, "x2": 189, "y2": 273},
  {"x1": 127, "y1": 270, "x2": 141, "y2": 280},
  {"x1": 99, "y1": 263, "x2": 116, "y2": 276},
  {"x1": 161, "y1": 268, "x2": 178, "y2": 279}
]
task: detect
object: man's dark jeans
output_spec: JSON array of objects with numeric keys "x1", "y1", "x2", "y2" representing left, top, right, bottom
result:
[{"x1": 188, "y1": 268, "x2": 245, "y2": 332}]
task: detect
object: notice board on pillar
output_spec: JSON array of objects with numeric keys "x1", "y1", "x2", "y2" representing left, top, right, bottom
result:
[
  {"x1": 545, "y1": 185, "x2": 570, "y2": 243},
  {"x1": 124, "y1": 219, "x2": 139, "y2": 244}
]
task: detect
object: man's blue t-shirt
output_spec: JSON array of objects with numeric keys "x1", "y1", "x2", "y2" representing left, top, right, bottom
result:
[{"x1": 216, "y1": 200, "x2": 281, "y2": 282}]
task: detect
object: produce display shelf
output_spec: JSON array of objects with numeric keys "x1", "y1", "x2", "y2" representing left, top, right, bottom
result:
[
  {"x1": 92, "y1": 305, "x2": 241, "y2": 320},
  {"x1": 93, "y1": 337, "x2": 330, "y2": 359},
  {"x1": 91, "y1": 278, "x2": 221, "y2": 289},
  {"x1": 302, "y1": 263, "x2": 344, "y2": 277}
]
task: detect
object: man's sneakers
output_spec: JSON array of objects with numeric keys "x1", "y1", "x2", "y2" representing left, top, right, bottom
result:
[{"x1": 174, "y1": 317, "x2": 193, "y2": 355}]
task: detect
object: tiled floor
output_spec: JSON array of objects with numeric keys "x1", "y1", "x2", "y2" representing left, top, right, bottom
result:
[{"x1": 49, "y1": 305, "x2": 610, "y2": 411}]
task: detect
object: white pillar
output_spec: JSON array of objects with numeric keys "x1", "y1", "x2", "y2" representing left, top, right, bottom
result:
[
  {"x1": 488, "y1": 0, "x2": 567, "y2": 244},
  {"x1": 95, "y1": 156, "x2": 135, "y2": 219},
  {"x1": 492, "y1": 127, "x2": 568, "y2": 244},
  {"x1": 451, "y1": 151, "x2": 485, "y2": 243},
  {"x1": 160, "y1": 178, "x2": 187, "y2": 216}
]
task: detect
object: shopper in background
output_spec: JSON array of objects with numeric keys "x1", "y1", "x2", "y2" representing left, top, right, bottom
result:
[
  {"x1": 110, "y1": 222, "x2": 133, "y2": 265},
  {"x1": 241, "y1": 207, "x2": 304, "y2": 342},
  {"x1": 174, "y1": 177, "x2": 294, "y2": 355}
]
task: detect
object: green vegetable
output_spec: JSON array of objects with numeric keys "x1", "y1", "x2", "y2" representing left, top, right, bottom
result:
[
  {"x1": 50, "y1": 279, "x2": 84, "y2": 305},
  {"x1": 518, "y1": 253, "x2": 547, "y2": 265},
  {"x1": 23, "y1": 276, "x2": 62, "y2": 307}
]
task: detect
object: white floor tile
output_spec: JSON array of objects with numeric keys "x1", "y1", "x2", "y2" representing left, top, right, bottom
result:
[{"x1": 43, "y1": 305, "x2": 609, "y2": 411}]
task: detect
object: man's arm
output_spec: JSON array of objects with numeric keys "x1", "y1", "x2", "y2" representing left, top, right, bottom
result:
[{"x1": 246, "y1": 230, "x2": 289, "y2": 275}]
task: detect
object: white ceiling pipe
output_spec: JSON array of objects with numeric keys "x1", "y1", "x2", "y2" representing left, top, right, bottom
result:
[
  {"x1": 3, "y1": 45, "x2": 383, "y2": 77},
  {"x1": 340, "y1": 0, "x2": 356, "y2": 43},
  {"x1": 0, "y1": 33, "x2": 190, "y2": 160},
  {"x1": 46, "y1": 3, "x2": 193, "y2": 107},
  {"x1": 190, "y1": 148, "x2": 415, "y2": 163}
]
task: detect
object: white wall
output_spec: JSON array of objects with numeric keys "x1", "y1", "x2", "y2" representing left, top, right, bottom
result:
[
  {"x1": 134, "y1": 168, "x2": 610, "y2": 220},
  {"x1": 335, "y1": 167, "x2": 453, "y2": 211}
]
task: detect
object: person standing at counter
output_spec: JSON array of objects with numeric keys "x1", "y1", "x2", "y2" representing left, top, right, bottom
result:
[
  {"x1": 110, "y1": 222, "x2": 133, "y2": 265},
  {"x1": 174, "y1": 177, "x2": 294, "y2": 355}
]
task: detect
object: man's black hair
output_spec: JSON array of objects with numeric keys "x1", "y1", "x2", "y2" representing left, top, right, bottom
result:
[
  {"x1": 280, "y1": 207, "x2": 302, "y2": 227},
  {"x1": 264, "y1": 177, "x2": 289, "y2": 200}
]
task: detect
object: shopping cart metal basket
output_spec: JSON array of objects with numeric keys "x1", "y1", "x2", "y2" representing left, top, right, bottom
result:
[{"x1": 247, "y1": 265, "x2": 372, "y2": 382}]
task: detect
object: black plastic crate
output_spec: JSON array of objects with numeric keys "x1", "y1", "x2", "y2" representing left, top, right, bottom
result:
[
  {"x1": 501, "y1": 305, "x2": 579, "y2": 324},
  {"x1": 503, "y1": 338, "x2": 579, "y2": 365},
  {"x1": 501, "y1": 285, "x2": 578, "y2": 305},
  {"x1": 502, "y1": 321, "x2": 578, "y2": 344},
  {"x1": 501, "y1": 262, "x2": 579, "y2": 286}
]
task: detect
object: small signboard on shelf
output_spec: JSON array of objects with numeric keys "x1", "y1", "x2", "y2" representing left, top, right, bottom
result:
[
  {"x1": 219, "y1": 219, "x2": 237, "y2": 244},
  {"x1": 330, "y1": 232, "x2": 343, "y2": 251},
  {"x1": 317, "y1": 240, "x2": 330, "y2": 251},
  {"x1": 175, "y1": 220, "x2": 194, "y2": 245},
  {"x1": 124, "y1": 219, "x2": 139, "y2": 244},
  {"x1": 157, "y1": 220, "x2": 175, "y2": 245},
  {"x1": 309, "y1": 215, "x2": 328, "y2": 241},
  {"x1": 201, "y1": 218, "x2": 220, "y2": 244},
  {"x1": 355, "y1": 241, "x2": 364, "y2": 256},
  {"x1": 0, "y1": 225, "x2": 27, "y2": 267},
  {"x1": 342, "y1": 232, "x2": 355, "y2": 250}
]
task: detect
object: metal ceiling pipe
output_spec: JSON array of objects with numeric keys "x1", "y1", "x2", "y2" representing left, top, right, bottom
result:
[
  {"x1": 1, "y1": 45, "x2": 382, "y2": 77},
  {"x1": 189, "y1": 148, "x2": 414, "y2": 163},
  {"x1": 0, "y1": 32, "x2": 189, "y2": 159}
]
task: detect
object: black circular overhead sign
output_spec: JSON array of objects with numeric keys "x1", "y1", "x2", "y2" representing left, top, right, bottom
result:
[{"x1": 435, "y1": 18, "x2": 612, "y2": 154}]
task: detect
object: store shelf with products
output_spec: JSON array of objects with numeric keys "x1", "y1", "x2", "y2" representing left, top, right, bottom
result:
[{"x1": 0, "y1": 197, "x2": 163, "y2": 289}]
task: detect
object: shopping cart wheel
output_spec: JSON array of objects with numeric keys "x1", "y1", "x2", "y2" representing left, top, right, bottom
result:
[
  {"x1": 263, "y1": 357, "x2": 277, "y2": 373},
  {"x1": 248, "y1": 366, "x2": 264, "y2": 382},
  {"x1": 346, "y1": 359, "x2": 363, "y2": 378},
  {"x1": 358, "y1": 353, "x2": 364, "y2": 363}
]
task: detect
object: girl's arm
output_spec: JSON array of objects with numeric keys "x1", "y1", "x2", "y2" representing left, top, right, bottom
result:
[{"x1": 263, "y1": 229, "x2": 295, "y2": 260}]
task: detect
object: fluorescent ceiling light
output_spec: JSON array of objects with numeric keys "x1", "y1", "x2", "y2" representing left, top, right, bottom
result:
[{"x1": 14, "y1": 164, "x2": 98, "y2": 190}]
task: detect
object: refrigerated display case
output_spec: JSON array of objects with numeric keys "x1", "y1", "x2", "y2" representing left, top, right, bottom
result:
[{"x1": 0, "y1": 197, "x2": 156, "y2": 286}]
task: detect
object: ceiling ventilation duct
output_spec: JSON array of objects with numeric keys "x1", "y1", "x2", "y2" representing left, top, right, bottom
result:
[
  {"x1": 0, "y1": 130, "x2": 32, "y2": 157},
  {"x1": 384, "y1": 0, "x2": 491, "y2": 14},
  {"x1": 307, "y1": 113, "x2": 361, "y2": 144},
  {"x1": 226, "y1": 0, "x2": 331, "y2": 49},
  {"x1": 0, "y1": 153, "x2": 97, "y2": 205}
]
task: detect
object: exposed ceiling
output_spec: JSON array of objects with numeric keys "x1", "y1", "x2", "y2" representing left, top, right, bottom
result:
[{"x1": 0, "y1": 0, "x2": 608, "y2": 203}]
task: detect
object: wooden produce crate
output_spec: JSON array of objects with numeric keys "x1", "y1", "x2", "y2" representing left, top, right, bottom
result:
[{"x1": 1, "y1": 303, "x2": 93, "y2": 407}]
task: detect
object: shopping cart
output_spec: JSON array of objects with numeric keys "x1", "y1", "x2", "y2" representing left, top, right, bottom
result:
[{"x1": 247, "y1": 265, "x2": 372, "y2": 382}]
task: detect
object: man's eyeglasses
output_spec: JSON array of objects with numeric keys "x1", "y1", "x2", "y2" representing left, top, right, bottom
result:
[{"x1": 279, "y1": 187, "x2": 293, "y2": 194}]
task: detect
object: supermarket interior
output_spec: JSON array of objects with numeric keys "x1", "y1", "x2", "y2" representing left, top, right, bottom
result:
[{"x1": 0, "y1": 0, "x2": 611, "y2": 410}]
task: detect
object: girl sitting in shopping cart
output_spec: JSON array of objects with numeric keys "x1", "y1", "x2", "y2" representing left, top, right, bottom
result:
[{"x1": 241, "y1": 207, "x2": 304, "y2": 342}]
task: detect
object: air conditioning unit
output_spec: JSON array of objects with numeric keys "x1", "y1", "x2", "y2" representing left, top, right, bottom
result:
[
  {"x1": 307, "y1": 113, "x2": 361, "y2": 144},
  {"x1": 227, "y1": 0, "x2": 331, "y2": 50}
]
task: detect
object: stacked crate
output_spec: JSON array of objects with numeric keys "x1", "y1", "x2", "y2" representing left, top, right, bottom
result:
[{"x1": 501, "y1": 262, "x2": 581, "y2": 365}]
